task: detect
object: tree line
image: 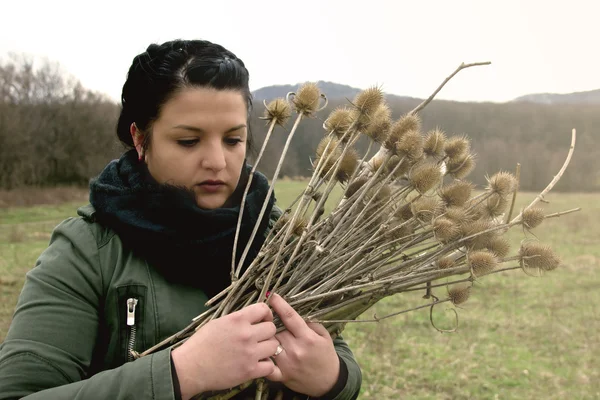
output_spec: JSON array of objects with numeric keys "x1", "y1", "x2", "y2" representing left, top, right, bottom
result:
[{"x1": 1, "y1": 55, "x2": 597, "y2": 192}]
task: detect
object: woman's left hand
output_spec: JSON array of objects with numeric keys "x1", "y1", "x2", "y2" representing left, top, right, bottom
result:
[{"x1": 266, "y1": 293, "x2": 340, "y2": 397}]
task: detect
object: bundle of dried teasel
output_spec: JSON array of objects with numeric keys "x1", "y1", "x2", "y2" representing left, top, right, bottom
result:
[{"x1": 138, "y1": 62, "x2": 579, "y2": 399}]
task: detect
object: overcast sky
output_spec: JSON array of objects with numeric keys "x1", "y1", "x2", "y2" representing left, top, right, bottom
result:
[{"x1": 1, "y1": 0, "x2": 598, "y2": 103}]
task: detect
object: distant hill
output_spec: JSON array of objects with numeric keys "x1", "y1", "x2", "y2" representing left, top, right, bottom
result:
[
  {"x1": 513, "y1": 88, "x2": 600, "y2": 105},
  {"x1": 252, "y1": 81, "x2": 415, "y2": 102}
]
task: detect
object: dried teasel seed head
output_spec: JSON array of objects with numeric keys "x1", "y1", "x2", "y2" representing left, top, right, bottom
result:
[
  {"x1": 433, "y1": 217, "x2": 461, "y2": 243},
  {"x1": 364, "y1": 103, "x2": 392, "y2": 143},
  {"x1": 480, "y1": 194, "x2": 509, "y2": 219},
  {"x1": 424, "y1": 128, "x2": 447, "y2": 158},
  {"x1": 487, "y1": 171, "x2": 517, "y2": 196},
  {"x1": 367, "y1": 184, "x2": 392, "y2": 204},
  {"x1": 263, "y1": 98, "x2": 291, "y2": 126},
  {"x1": 486, "y1": 236, "x2": 511, "y2": 258},
  {"x1": 411, "y1": 197, "x2": 444, "y2": 223},
  {"x1": 395, "y1": 203, "x2": 414, "y2": 221},
  {"x1": 346, "y1": 176, "x2": 369, "y2": 198},
  {"x1": 461, "y1": 219, "x2": 495, "y2": 249},
  {"x1": 444, "y1": 206, "x2": 471, "y2": 222},
  {"x1": 444, "y1": 135, "x2": 471, "y2": 160},
  {"x1": 384, "y1": 114, "x2": 422, "y2": 149},
  {"x1": 324, "y1": 107, "x2": 354, "y2": 139},
  {"x1": 353, "y1": 86, "x2": 384, "y2": 114},
  {"x1": 315, "y1": 137, "x2": 358, "y2": 183},
  {"x1": 337, "y1": 148, "x2": 359, "y2": 183},
  {"x1": 448, "y1": 284, "x2": 471, "y2": 305},
  {"x1": 387, "y1": 221, "x2": 414, "y2": 241},
  {"x1": 468, "y1": 250, "x2": 498, "y2": 276},
  {"x1": 521, "y1": 207, "x2": 545, "y2": 229},
  {"x1": 395, "y1": 130, "x2": 424, "y2": 161},
  {"x1": 409, "y1": 163, "x2": 442, "y2": 194},
  {"x1": 292, "y1": 82, "x2": 322, "y2": 115},
  {"x1": 446, "y1": 154, "x2": 476, "y2": 179},
  {"x1": 439, "y1": 180, "x2": 474, "y2": 207},
  {"x1": 436, "y1": 256, "x2": 456, "y2": 270},
  {"x1": 519, "y1": 242, "x2": 561, "y2": 271},
  {"x1": 386, "y1": 155, "x2": 411, "y2": 180}
]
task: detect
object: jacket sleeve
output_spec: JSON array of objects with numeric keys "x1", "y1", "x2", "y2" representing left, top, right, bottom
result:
[
  {"x1": 325, "y1": 336, "x2": 362, "y2": 400},
  {"x1": 0, "y1": 218, "x2": 176, "y2": 400}
]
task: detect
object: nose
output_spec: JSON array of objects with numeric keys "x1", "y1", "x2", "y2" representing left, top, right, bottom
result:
[{"x1": 200, "y1": 140, "x2": 227, "y2": 171}]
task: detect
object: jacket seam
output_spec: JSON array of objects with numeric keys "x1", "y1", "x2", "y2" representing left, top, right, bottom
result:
[
  {"x1": 145, "y1": 261, "x2": 161, "y2": 344},
  {"x1": 150, "y1": 354, "x2": 156, "y2": 400},
  {"x1": 0, "y1": 351, "x2": 74, "y2": 384},
  {"x1": 80, "y1": 218, "x2": 106, "y2": 297}
]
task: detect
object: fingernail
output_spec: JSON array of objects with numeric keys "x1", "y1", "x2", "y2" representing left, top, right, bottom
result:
[{"x1": 266, "y1": 291, "x2": 271, "y2": 298}]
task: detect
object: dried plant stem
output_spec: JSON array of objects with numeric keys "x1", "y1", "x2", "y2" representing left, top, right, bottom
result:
[
  {"x1": 231, "y1": 118, "x2": 278, "y2": 280},
  {"x1": 235, "y1": 114, "x2": 304, "y2": 278},
  {"x1": 511, "y1": 129, "x2": 577, "y2": 223},
  {"x1": 505, "y1": 163, "x2": 521, "y2": 224},
  {"x1": 410, "y1": 61, "x2": 491, "y2": 115},
  {"x1": 545, "y1": 208, "x2": 581, "y2": 219}
]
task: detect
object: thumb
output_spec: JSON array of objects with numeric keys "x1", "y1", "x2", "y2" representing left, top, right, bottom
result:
[{"x1": 307, "y1": 322, "x2": 331, "y2": 338}]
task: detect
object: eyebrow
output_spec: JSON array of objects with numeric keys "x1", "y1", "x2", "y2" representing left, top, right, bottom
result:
[{"x1": 172, "y1": 124, "x2": 247, "y2": 134}]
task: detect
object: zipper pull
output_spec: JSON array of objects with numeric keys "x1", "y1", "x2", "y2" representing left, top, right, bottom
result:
[{"x1": 126, "y1": 298, "x2": 138, "y2": 326}]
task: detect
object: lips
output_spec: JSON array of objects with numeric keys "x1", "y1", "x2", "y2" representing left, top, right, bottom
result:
[{"x1": 197, "y1": 180, "x2": 225, "y2": 193}]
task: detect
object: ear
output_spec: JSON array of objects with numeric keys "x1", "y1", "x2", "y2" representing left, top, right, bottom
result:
[{"x1": 130, "y1": 123, "x2": 145, "y2": 158}]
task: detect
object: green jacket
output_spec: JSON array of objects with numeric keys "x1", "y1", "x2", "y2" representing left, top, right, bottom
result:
[{"x1": 0, "y1": 205, "x2": 361, "y2": 399}]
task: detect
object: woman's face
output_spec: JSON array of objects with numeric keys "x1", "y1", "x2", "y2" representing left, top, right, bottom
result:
[{"x1": 134, "y1": 87, "x2": 248, "y2": 209}]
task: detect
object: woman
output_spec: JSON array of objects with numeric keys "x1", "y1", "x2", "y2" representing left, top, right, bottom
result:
[{"x1": 0, "y1": 40, "x2": 361, "y2": 399}]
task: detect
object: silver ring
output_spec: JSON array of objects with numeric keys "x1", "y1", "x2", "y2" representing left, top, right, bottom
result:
[{"x1": 273, "y1": 344, "x2": 284, "y2": 356}]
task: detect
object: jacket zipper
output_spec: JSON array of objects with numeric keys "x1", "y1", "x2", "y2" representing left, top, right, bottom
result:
[{"x1": 126, "y1": 298, "x2": 138, "y2": 362}]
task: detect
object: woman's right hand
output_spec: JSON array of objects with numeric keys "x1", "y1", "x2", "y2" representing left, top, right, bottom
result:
[{"x1": 171, "y1": 303, "x2": 280, "y2": 400}]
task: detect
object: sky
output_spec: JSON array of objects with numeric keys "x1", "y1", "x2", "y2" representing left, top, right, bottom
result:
[{"x1": 1, "y1": 0, "x2": 598, "y2": 103}]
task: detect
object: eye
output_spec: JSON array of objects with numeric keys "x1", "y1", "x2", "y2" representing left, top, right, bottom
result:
[
  {"x1": 177, "y1": 139, "x2": 199, "y2": 147},
  {"x1": 224, "y1": 137, "x2": 243, "y2": 146}
]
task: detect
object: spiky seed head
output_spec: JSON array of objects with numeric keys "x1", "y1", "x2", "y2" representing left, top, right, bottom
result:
[
  {"x1": 292, "y1": 82, "x2": 322, "y2": 115},
  {"x1": 337, "y1": 148, "x2": 359, "y2": 183},
  {"x1": 387, "y1": 221, "x2": 414, "y2": 241},
  {"x1": 353, "y1": 86, "x2": 384, "y2": 114},
  {"x1": 409, "y1": 163, "x2": 442, "y2": 194},
  {"x1": 481, "y1": 194, "x2": 509, "y2": 219},
  {"x1": 446, "y1": 154, "x2": 476, "y2": 179},
  {"x1": 384, "y1": 114, "x2": 421, "y2": 149},
  {"x1": 461, "y1": 219, "x2": 495, "y2": 249},
  {"x1": 263, "y1": 98, "x2": 291, "y2": 126},
  {"x1": 346, "y1": 176, "x2": 368, "y2": 198},
  {"x1": 368, "y1": 184, "x2": 392, "y2": 204},
  {"x1": 395, "y1": 203, "x2": 414, "y2": 221},
  {"x1": 448, "y1": 284, "x2": 471, "y2": 305},
  {"x1": 424, "y1": 129, "x2": 447, "y2": 158},
  {"x1": 395, "y1": 130, "x2": 424, "y2": 161},
  {"x1": 364, "y1": 104, "x2": 391, "y2": 143},
  {"x1": 444, "y1": 206, "x2": 470, "y2": 222},
  {"x1": 433, "y1": 217, "x2": 461, "y2": 243},
  {"x1": 519, "y1": 242, "x2": 561, "y2": 271},
  {"x1": 444, "y1": 136, "x2": 471, "y2": 160},
  {"x1": 436, "y1": 256, "x2": 456, "y2": 270},
  {"x1": 486, "y1": 236, "x2": 511, "y2": 258},
  {"x1": 439, "y1": 180, "x2": 474, "y2": 207},
  {"x1": 468, "y1": 250, "x2": 498, "y2": 276},
  {"x1": 522, "y1": 207, "x2": 545, "y2": 229},
  {"x1": 324, "y1": 107, "x2": 354, "y2": 138},
  {"x1": 386, "y1": 155, "x2": 411, "y2": 179},
  {"x1": 411, "y1": 197, "x2": 444, "y2": 223},
  {"x1": 370, "y1": 154, "x2": 386, "y2": 172},
  {"x1": 292, "y1": 217, "x2": 308, "y2": 236},
  {"x1": 487, "y1": 171, "x2": 517, "y2": 196}
]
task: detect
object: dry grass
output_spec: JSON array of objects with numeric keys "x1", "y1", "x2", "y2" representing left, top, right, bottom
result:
[
  {"x1": 0, "y1": 186, "x2": 88, "y2": 208},
  {"x1": 0, "y1": 184, "x2": 598, "y2": 399}
]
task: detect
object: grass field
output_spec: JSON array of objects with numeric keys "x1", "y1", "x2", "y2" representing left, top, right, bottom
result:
[{"x1": 1, "y1": 183, "x2": 598, "y2": 399}]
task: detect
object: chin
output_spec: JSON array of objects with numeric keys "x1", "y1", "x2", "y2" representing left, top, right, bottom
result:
[{"x1": 194, "y1": 195, "x2": 227, "y2": 210}]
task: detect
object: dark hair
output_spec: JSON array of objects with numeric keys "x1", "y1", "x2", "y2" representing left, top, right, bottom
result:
[{"x1": 116, "y1": 39, "x2": 253, "y2": 152}]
